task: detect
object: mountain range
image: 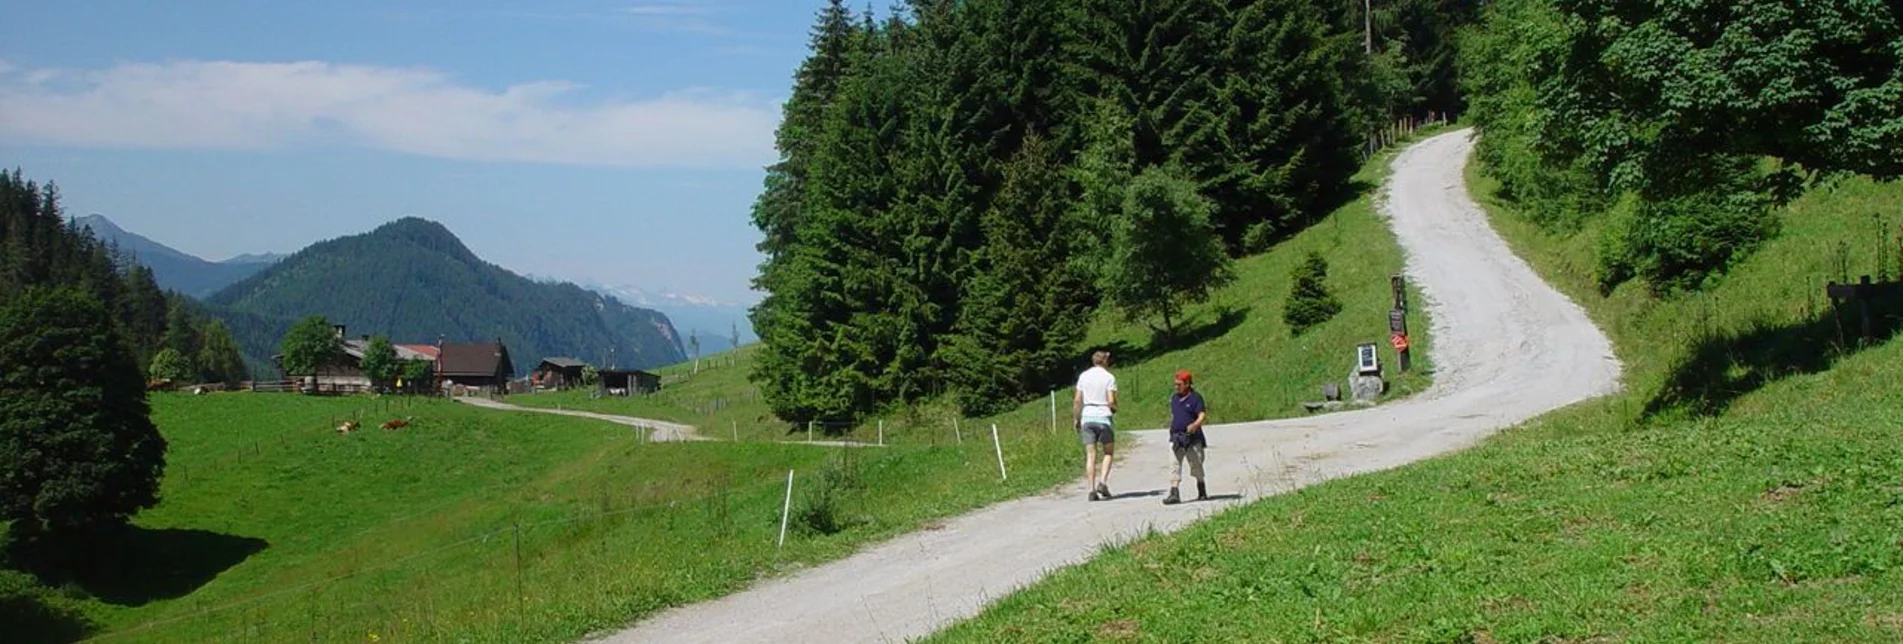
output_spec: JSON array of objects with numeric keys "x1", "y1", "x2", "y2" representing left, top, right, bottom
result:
[
  {"x1": 83, "y1": 214, "x2": 693, "y2": 377},
  {"x1": 547, "y1": 280, "x2": 759, "y2": 355},
  {"x1": 75, "y1": 214, "x2": 283, "y2": 297}
]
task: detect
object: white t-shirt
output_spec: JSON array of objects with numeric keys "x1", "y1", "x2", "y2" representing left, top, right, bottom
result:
[{"x1": 1076, "y1": 366, "x2": 1117, "y2": 422}]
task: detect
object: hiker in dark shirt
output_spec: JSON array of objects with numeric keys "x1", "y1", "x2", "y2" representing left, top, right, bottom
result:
[{"x1": 1164, "y1": 369, "x2": 1208, "y2": 505}]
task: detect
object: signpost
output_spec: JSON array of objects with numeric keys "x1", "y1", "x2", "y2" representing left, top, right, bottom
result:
[{"x1": 1390, "y1": 274, "x2": 1412, "y2": 373}]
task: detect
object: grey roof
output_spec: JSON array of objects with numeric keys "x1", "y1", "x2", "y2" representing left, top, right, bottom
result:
[
  {"x1": 342, "y1": 339, "x2": 435, "y2": 362},
  {"x1": 540, "y1": 357, "x2": 589, "y2": 368}
]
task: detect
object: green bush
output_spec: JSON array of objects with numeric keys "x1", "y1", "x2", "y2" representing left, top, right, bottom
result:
[
  {"x1": 147, "y1": 348, "x2": 193, "y2": 383},
  {"x1": 1284, "y1": 251, "x2": 1343, "y2": 334},
  {"x1": 793, "y1": 461, "x2": 859, "y2": 536},
  {"x1": 1596, "y1": 158, "x2": 1783, "y2": 294}
]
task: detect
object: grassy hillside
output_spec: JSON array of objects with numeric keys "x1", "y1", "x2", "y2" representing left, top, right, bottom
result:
[
  {"x1": 924, "y1": 154, "x2": 1903, "y2": 642},
  {"x1": 512, "y1": 129, "x2": 1443, "y2": 444},
  {"x1": 0, "y1": 133, "x2": 1443, "y2": 643}
]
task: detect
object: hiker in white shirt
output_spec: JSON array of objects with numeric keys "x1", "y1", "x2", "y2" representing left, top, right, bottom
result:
[{"x1": 1072, "y1": 350, "x2": 1119, "y2": 501}]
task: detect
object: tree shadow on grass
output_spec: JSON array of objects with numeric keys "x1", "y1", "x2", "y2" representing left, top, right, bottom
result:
[
  {"x1": 1645, "y1": 296, "x2": 1903, "y2": 419},
  {"x1": 1090, "y1": 305, "x2": 1250, "y2": 370},
  {"x1": 0, "y1": 587, "x2": 95, "y2": 644},
  {"x1": 1242, "y1": 178, "x2": 1381, "y2": 253},
  {"x1": 7, "y1": 526, "x2": 268, "y2": 607}
]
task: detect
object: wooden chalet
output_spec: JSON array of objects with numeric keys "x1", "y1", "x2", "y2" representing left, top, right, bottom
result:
[
  {"x1": 531, "y1": 357, "x2": 590, "y2": 390},
  {"x1": 598, "y1": 369, "x2": 661, "y2": 396},
  {"x1": 437, "y1": 340, "x2": 515, "y2": 396}
]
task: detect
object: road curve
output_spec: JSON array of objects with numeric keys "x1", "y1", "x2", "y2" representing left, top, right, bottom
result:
[{"x1": 588, "y1": 129, "x2": 1624, "y2": 644}]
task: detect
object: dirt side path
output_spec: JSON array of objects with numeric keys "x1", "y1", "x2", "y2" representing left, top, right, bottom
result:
[
  {"x1": 590, "y1": 129, "x2": 1623, "y2": 644},
  {"x1": 452, "y1": 396, "x2": 706, "y2": 442}
]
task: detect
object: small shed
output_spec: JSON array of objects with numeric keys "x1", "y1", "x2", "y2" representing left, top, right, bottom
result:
[
  {"x1": 533, "y1": 357, "x2": 590, "y2": 390},
  {"x1": 598, "y1": 369, "x2": 661, "y2": 396}
]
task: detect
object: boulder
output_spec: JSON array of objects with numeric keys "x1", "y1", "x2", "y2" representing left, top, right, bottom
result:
[{"x1": 1349, "y1": 374, "x2": 1386, "y2": 402}]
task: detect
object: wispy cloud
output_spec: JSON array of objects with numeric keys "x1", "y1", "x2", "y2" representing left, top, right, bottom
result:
[
  {"x1": 0, "y1": 60, "x2": 780, "y2": 169},
  {"x1": 374, "y1": 4, "x2": 766, "y2": 41},
  {"x1": 616, "y1": 3, "x2": 731, "y2": 37}
]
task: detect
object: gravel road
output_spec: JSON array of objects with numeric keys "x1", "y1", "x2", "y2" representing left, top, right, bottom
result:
[{"x1": 590, "y1": 129, "x2": 1624, "y2": 644}]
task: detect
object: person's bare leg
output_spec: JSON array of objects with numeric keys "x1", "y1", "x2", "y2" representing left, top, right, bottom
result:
[
  {"x1": 1083, "y1": 445, "x2": 1098, "y2": 494},
  {"x1": 1098, "y1": 442, "x2": 1115, "y2": 492}
]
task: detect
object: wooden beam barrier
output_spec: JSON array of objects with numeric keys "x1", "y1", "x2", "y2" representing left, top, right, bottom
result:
[{"x1": 1826, "y1": 275, "x2": 1903, "y2": 340}]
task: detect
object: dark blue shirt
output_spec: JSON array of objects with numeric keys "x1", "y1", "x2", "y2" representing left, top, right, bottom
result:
[{"x1": 1170, "y1": 390, "x2": 1207, "y2": 447}]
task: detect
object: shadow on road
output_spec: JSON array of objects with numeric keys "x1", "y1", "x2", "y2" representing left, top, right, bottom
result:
[
  {"x1": 1195, "y1": 494, "x2": 1244, "y2": 502},
  {"x1": 1103, "y1": 489, "x2": 1166, "y2": 501}
]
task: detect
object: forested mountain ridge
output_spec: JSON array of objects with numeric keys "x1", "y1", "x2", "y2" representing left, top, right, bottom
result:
[
  {"x1": 206, "y1": 217, "x2": 687, "y2": 376},
  {"x1": 2, "y1": 170, "x2": 251, "y2": 387},
  {"x1": 73, "y1": 214, "x2": 279, "y2": 298}
]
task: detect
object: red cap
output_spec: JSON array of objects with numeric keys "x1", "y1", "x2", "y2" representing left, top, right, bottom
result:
[{"x1": 1174, "y1": 370, "x2": 1193, "y2": 384}]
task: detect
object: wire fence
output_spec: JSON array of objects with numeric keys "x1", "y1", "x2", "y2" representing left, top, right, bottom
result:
[{"x1": 82, "y1": 468, "x2": 825, "y2": 643}]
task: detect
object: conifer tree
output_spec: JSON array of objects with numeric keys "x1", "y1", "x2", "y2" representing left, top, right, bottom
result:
[{"x1": 0, "y1": 287, "x2": 167, "y2": 538}]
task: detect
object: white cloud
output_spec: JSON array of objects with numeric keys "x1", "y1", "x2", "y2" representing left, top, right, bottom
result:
[
  {"x1": 616, "y1": 2, "x2": 733, "y2": 36},
  {"x1": 0, "y1": 60, "x2": 780, "y2": 169}
]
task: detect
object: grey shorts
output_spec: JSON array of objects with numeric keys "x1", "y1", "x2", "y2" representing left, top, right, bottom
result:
[{"x1": 1078, "y1": 420, "x2": 1114, "y2": 446}]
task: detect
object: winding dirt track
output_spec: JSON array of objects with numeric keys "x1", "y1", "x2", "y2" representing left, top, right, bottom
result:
[
  {"x1": 454, "y1": 396, "x2": 704, "y2": 442},
  {"x1": 582, "y1": 129, "x2": 1623, "y2": 643}
]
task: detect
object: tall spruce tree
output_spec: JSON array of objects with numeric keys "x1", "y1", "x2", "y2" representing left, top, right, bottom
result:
[
  {"x1": 197, "y1": 320, "x2": 249, "y2": 386},
  {"x1": 749, "y1": 0, "x2": 868, "y2": 425},
  {"x1": 1211, "y1": 0, "x2": 1366, "y2": 250},
  {"x1": 1066, "y1": 97, "x2": 1140, "y2": 288},
  {"x1": 943, "y1": 134, "x2": 1094, "y2": 416},
  {"x1": 789, "y1": 19, "x2": 919, "y2": 421},
  {"x1": 162, "y1": 300, "x2": 201, "y2": 370}
]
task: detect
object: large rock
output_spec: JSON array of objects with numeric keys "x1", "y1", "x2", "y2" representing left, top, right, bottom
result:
[{"x1": 1349, "y1": 374, "x2": 1386, "y2": 402}]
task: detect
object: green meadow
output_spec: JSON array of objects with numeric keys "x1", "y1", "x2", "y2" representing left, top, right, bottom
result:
[{"x1": 3, "y1": 133, "x2": 1443, "y2": 643}]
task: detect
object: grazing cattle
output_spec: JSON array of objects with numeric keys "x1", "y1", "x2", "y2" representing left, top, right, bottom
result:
[{"x1": 380, "y1": 417, "x2": 412, "y2": 431}]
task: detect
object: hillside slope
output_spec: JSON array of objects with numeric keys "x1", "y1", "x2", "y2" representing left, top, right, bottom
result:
[
  {"x1": 927, "y1": 140, "x2": 1903, "y2": 642},
  {"x1": 205, "y1": 217, "x2": 686, "y2": 375}
]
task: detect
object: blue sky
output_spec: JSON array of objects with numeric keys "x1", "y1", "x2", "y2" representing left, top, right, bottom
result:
[{"x1": 0, "y1": 0, "x2": 829, "y2": 305}]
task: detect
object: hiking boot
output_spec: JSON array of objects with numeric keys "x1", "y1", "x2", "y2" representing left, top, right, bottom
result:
[
  {"x1": 1162, "y1": 487, "x2": 1181, "y2": 505},
  {"x1": 1088, "y1": 488, "x2": 1102, "y2": 502},
  {"x1": 1096, "y1": 483, "x2": 1111, "y2": 500},
  {"x1": 1196, "y1": 481, "x2": 1208, "y2": 501}
]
